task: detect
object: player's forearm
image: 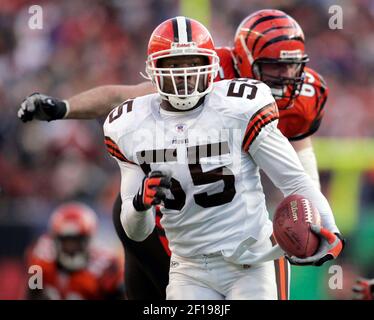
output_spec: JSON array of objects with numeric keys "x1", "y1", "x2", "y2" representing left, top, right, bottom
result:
[
  {"x1": 296, "y1": 146, "x2": 321, "y2": 189},
  {"x1": 66, "y1": 85, "x2": 128, "y2": 119},
  {"x1": 114, "y1": 161, "x2": 155, "y2": 242},
  {"x1": 66, "y1": 82, "x2": 155, "y2": 119},
  {"x1": 252, "y1": 128, "x2": 339, "y2": 233},
  {"x1": 291, "y1": 138, "x2": 321, "y2": 189},
  {"x1": 120, "y1": 197, "x2": 155, "y2": 242}
]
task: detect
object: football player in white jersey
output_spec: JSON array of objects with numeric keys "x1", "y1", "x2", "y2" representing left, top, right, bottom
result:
[{"x1": 103, "y1": 17, "x2": 344, "y2": 300}]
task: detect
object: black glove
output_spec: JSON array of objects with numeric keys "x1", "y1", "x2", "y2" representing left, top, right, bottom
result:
[
  {"x1": 18, "y1": 93, "x2": 68, "y2": 122},
  {"x1": 133, "y1": 171, "x2": 172, "y2": 211},
  {"x1": 287, "y1": 225, "x2": 345, "y2": 266},
  {"x1": 352, "y1": 278, "x2": 374, "y2": 300}
]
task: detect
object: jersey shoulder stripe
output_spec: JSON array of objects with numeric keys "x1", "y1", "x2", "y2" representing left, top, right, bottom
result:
[
  {"x1": 103, "y1": 93, "x2": 157, "y2": 163},
  {"x1": 104, "y1": 136, "x2": 135, "y2": 164},
  {"x1": 242, "y1": 102, "x2": 279, "y2": 152},
  {"x1": 103, "y1": 94, "x2": 156, "y2": 139}
]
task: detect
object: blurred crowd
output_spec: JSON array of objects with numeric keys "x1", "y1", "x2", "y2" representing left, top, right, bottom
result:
[
  {"x1": 0, "y1": 0, "x2": 178, "y2": 299},
  {"x1": 0, "y1": 0, "x2": 373, "y2": 299}
]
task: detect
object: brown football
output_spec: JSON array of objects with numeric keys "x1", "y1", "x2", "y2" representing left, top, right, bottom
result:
[{"x1": 273, "y1": 194, "x2": 321, "y2": 258}]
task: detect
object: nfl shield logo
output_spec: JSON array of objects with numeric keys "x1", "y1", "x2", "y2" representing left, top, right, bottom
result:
[{"x1": 176, "y1": 123, "x2": 186, "y2": 133}]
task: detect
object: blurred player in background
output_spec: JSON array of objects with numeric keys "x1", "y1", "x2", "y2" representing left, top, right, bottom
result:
[
  {"x1": 19, "y1": 10, "x2": 331, "y2": 299},
  {"x1": 352, "y1": 278, "x2": 374, "y2": 300},
  {"x1": 26, "y1": 202, "x2": 124, "y2": 300},
  {"x1": 231, "y1": 9, "x2": 325, "y2": 189}
]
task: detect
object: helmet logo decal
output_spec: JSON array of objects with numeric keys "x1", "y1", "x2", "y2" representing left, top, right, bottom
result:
[
  {"x1": 171, "y1": 42, "x2": 196, "y2": 49},
  {"x1": 280, "y1": 49, "x2": 303, "y2": 59}
]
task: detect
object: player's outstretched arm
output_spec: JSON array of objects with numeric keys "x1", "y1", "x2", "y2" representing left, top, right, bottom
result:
[
  {"x1": 18, "y1": 82, "x2": 155, "y2": 121},
  {"x1": 67, "y1": 82, "x2": 155, "y2": 119}
]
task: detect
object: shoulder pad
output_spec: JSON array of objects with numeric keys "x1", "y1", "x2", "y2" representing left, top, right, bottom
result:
[
  {"x1": 209, "y1": 79, "x2": 276, "y2": 120},
  {"x1": 103, "y1": 94, "x2": 156, "y2": 164}
]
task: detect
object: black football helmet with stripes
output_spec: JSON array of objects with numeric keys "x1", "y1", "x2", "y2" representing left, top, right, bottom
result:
[
  {"x1": 233, "y1": 9, "x2": 309, "y2": 109},
  {"x1": 145, "y1": 16, "x2": 219, "y2": 111}
]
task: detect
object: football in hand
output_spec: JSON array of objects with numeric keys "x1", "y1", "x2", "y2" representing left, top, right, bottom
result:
[{"x1": 273, "y1": 194, "x2": 321, "y2": 258}]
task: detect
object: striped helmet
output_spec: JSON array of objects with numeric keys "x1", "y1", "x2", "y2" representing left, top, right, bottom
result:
[
  {"x1": 233, "y1": 9, "x2": 309, "y2": 109},
  {"x1": 49, "y1": 202, "x2": 97, "y2": 271},
  {"x1": 146, "y1": 16, "x2": 220, "y2": 110}
]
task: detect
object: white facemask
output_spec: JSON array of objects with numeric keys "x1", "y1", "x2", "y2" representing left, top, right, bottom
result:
[{"x1": 145, "y1": 46, "x2": 220, "y2": 111}]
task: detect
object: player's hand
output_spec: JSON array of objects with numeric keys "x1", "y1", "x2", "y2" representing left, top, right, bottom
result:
[
  {"x1": 133, "y1": 171, "x2": 172, "y2": 211},
  {"x1": 286, "y1": 224, "x2": 345, "y2": 266},
  {"x1": 18, "y1": 93, "x2": 68, "y2": 122},
  {"x1": 352, "y1": 278, "x2": 374, "y2": 300}
]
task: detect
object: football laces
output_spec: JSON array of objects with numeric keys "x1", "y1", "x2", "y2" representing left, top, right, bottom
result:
[{"x1": 301, "y1": 198, "x2": 313, "y2": 224}]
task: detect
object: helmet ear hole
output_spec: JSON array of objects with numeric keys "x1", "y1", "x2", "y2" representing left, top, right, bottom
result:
[{"x1": 202, "y1": 56, "x2": 209, "y2": 65}]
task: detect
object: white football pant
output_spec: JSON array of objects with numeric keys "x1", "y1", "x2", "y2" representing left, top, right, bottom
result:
[{"x1": 166, "y1": 239, "x2": 290, "y2": 300}]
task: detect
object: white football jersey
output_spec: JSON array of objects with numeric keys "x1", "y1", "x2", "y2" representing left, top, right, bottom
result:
[{"x1": 104, "y1": 79, "x2": 280, "y2": 259}]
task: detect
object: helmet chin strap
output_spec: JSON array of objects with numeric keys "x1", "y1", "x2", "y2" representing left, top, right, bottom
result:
[{"x1": 165, "y1": 92, "x2": 202, "y2": 111}]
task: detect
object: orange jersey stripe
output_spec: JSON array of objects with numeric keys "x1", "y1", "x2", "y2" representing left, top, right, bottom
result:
[
  {"x1": 243, "y1": 103, "x2": 279, "y2": 141},
  {"x1": 155, "y1": 209, "x2": 171, "y2": 256},
  {"x1": 106, "y1": 145, "x2": 127, "y2": 162},
  {"x1": 242, "y1": 103, "x2": 279, "y2": 152},
  {"x1": 278, "y1": 257, "x2": 288, "y2": 300},
  {"x1": 105, "y1": 142, "x2": 124, "y2": 158},
  {"x1": 274, "y1": 257, "x2": 289, "y2": 300},
  {"x1": 104, "y1": 136, "x2": 134, "y2": 164},
  {"x1": 105, "y1": 140, "x2": 125, "y2": 156},
  {"x1": 104, "y1": 137, "x2": 122, "y2": 150},
  {"x1": 158, "y1": 234, "x2": 171, "y2": 257},
  {"x1": 271, "y1": 234, "x2": 289, "y2": 300}
]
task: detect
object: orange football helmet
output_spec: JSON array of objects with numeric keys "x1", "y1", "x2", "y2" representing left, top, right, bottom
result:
[
  {"x1": 145, "y1": 16, "x2": 220, "y2": 110},
  {"x1": 49, "y1": 202, "x2": 97, "y2": 271},
  {"x1": 233, "y1": 9, "x2": 309, "y2": 109}
]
